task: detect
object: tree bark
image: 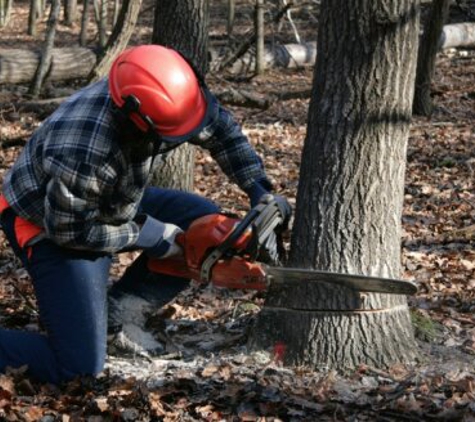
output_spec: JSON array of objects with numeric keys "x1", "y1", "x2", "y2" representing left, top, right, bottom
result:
[
  {"x1": 29, "y1": 0, "x2": 61, "y2": 97},
  {"x1": 27, "y1": 0, "x2": 40, "y2": 36},
  {"x1": 227, "y1": 0, "x2": 235, "y2": 40},
  {"x1": 151, "y1": 0, "x2": 209, "y2": 191},
  {"x1": 0, "y1": 0, "x2": 13, "y2": 28},
  {"x1": 112, "y1": 0, "x2": 119, "y2": 26},
  {"x1": 98, "y1": 0, "x2": 108, "y2": 48},
  {"x1": 413, "y1": 0, "x2": 451, "y2": 116},
  {"x1": 63, "y1": 0, "x2": 77, "y2": 25},
  {"x1": 88, "y1": 0, "x2": 142, "y2": 82},
  {"x1": 250, "y1": 0, "x2": 420, "y2": 369},
  {"x1": 255, "y1": 0, "x2": 265, "y2": 75},
  {"x1": 79, "y1": 0, "x2": 91, "y2": 46}
]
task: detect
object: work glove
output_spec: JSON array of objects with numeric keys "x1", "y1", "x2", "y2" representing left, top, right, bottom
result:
[
  {"x1": 134, "y1": 214, "x2": 184, "y2": 259},
  {"x1": 245, "y1": 181, "x2": 292, "y2": 227},
  {"x1": 271, "y1": 194, "x2": 292, "y2": 230}
]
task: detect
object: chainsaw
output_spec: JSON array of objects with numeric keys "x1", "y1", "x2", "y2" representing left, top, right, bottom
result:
[{"x1": 147, "y1": 197, "x2": 418, "y2": 296}]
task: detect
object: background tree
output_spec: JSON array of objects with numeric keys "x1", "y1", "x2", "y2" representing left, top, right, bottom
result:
[
  {"x1": 63, "y1": 0, "x2": 77, "y2": 26},
  {"x1": 88, "y1": 0, "x2": 143, "y2": 81},
  {"x1": 413, "y1": 0, "x2": 451, "y2": 116},
  {"x1": 27, "y1": 0, "x2": 41, "y2": 36},
  {"x1": 227, "y1": 0, "x2": 235, "y2": 41},
  {"x1": 150, "y1": 0, "x2": 209, "y2": 191},
  {"x1": 255, "y1": 0, "x2": 265, "y2": 75},
  {"x1": 250, "y1": 0, "x2": 421, "y2": 369},
  {"x1": 98, "y1": 0, "x2": 108, "y2": 47},
  {"x1": 79, "y1": 0, "x2": 91, "y2": 46},
  {"x1": 0, "y1": 0, "x2": 13, "y2": 28},
  {"x1": 28, "y1": 0, "x2": 61, "y2": 97}
]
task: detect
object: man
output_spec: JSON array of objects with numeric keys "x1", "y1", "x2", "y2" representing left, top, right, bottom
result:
[{"x1": 0, "y1": 45, "x2": 291, "y2": 384}]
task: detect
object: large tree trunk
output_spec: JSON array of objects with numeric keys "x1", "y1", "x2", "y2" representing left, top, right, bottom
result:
[
  {"x1": 150, "y1": 0, "x2": 209, "y2": 191},
  {"x1": 413, "y1": 0, "x2": 451, "y2": 116},
  {"x1": 250, "y1": 0, "x2": 420, "y2": 369},
  {"x1": 88, "y1": 0, "x2": 142, "y2": 82}
]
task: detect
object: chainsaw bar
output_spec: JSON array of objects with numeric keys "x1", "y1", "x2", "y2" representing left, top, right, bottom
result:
[{"x1": 265, "y1": 266, "x2": 418, "y2": 295}]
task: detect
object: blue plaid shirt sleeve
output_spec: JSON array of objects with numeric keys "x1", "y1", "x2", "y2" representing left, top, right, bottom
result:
[
  {"x1": 42, "y1": 154, "x2": 140, "y2": 252},
  {"x1": 192, "y1": 96, "x2": 273, "y2": 193}
]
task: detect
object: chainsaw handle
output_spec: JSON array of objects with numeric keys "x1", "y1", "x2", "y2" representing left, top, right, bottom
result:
[{"x1": 200, "y1": 205, "x2": 262, "y2": 282}]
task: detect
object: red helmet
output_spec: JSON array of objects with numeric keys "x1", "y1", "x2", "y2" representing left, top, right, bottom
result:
[{"x1": 109, "y1": 45, "x2": 208, "y2": 139}]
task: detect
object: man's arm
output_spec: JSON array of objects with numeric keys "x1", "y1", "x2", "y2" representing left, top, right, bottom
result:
[{"x1": 191, "y1": 96, "x2": 273, "y2": 205}]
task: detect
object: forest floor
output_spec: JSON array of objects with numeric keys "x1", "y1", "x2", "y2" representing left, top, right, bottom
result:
[{"x1": 0, "y1": 1, "x2": 475, "y2": 421}]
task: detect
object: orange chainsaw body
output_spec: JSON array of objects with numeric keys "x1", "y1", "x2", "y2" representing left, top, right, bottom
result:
[{"x1": 147, "y1": 214, "x2": 268, "y2": 290}]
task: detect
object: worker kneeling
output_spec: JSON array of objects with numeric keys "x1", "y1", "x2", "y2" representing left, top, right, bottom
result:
[{"x1": 0, "y1": 45, "x2": 291, "y2": 384}]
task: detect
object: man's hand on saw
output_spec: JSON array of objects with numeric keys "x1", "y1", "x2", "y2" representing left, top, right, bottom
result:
[
  {"x1": 134, "y1": 214, "x2": 184, "y2": 259},
  {"x1": 271, "y1": 194, "x2": 292, "y2": 230}
]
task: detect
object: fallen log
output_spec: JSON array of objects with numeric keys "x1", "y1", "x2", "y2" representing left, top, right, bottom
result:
[
  {"x1": 0, "y1": 22, "x2": 473, "y2": 85},
  {"x1": 216, "y1": 42, "x2": 317, "y2": 74},
  {"x1": 0, "y1": 47, "x2": 97, "y2": 85},
  {"x1": 440, "y1": 23, "x2": 475, "y2": 49}
]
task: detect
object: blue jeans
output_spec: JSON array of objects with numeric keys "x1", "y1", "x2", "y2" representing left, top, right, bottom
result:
[{"x1": 0, "y1": 187, "x2": 219, "y2": 383}]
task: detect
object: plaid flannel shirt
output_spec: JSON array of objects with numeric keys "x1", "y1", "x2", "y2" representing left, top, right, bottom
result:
[{"x1": 2, "y1": 79, "x2": 271, "y2": 252}]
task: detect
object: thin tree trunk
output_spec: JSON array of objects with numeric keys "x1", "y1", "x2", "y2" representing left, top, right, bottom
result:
[
  {"x1": 38, "y1": 0, "x2": 45, "y2": 17},
  {"x1": 98, "y1": 0, "x2": 108, "y2": 48},
  {"x1": 151, "y1": 0, "x2": 209, "y2": 192},
  {"x1": 112, "y1": 0, "x2": 119, "y2": 26},
  {"x1": 27, "y1": 0, "x2": 40, "y2": 36},
  {"x1": 88, "y1": 0, "x2": 142, "y2": 82},
  {"x1": 217, "y1": 3, "x2": 291, "y2": 72},
  {"x1": 227, "y1": 0, "x2": 235, "y2": 40},
  {"x1": 29, "y1": 0, "x2": 62, "y2": 98},
  {"x1": 0, "y1": 0, "x2": 13, "y2": 28},
  {"x1": 255, "y1": 0, "x2": 265, "y2": 75},
  {"x1": 63, "y1": 0, "x2": 77, "y2": 25},
  {"x1": 283, "y1": 0, "x2": 300, "y2": 43},
  {"x1": 79, "y1": 0, "x2": 91, "y2": 46},
  {"x1": 93, "y1": 0, "x2": 100, "y2": 22},
  {"x1": 413, "y1": 0, "x2": 450, "y2": 116},
  {"x1": 250, "y1": 0, "x2": 420, "y2": 369}
]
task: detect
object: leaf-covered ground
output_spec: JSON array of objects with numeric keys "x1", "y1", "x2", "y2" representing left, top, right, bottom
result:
[{"x1": 1, "y1": 2, "x2": 475, "y2": 421}]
